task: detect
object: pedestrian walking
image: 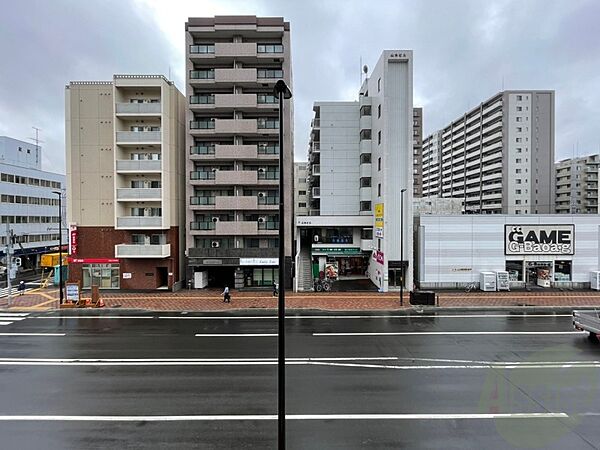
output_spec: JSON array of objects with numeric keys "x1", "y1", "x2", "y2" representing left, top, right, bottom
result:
[
  {"x1": 222, "y1": 286, "x2": 231, "y2": 303},
  {"x1": 272, "y1": 282, "x2": 278, "y2": 297},
  {"x1": 18, "y1": 280, "x2": 25, "y2": 296}
]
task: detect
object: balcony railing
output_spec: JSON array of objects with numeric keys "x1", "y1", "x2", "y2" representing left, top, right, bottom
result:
[
  {"x1": 116, "y1": 188, "x2": 162, "y2": 200},
  {"x1": 190, "y1": 44, "x2": 215, "y2": 54},
  {"x1": 115, "y1": 244, "x2": 170, "y2": 258},
  {"x1": 190, "y1": 221, "x2": 216, "y2": 230},
  {"x1": 116, "y1": 103, "x2": 161, "y2": 114},
  {"x1": 116, "y1": 160, "x2": 162, "y2": 172},
  {"x1": 190, "y1": 95, "x2": 215, "y2": 104},
  {"x1": 258, "y1": 221, "x2": 279, "y2": 230},
  {"x1": 258, "y1": 171, "x2": 280, "y2": 180},
  {"x1": 257, "y1": 118, "x2": 279, "y2": 129},
  {"x1": 190, "y1": 171, "x2": 216, "y2": 180},
  {"x1": 190, "y1": 145, "x2": 216, "y2": 155},
  {"x1": 257, "y1": 44, "x2": 283, "y2": 53},
  {"x1": 117, "y1": 217, "x2": 162, "y2": 228},
  {"x1": 190, "y1": 120, "x2": 215, "y2": 129},
  {"x1": 257, "y1": 94, "x2": 278, "y2": 104},
  {"x1": 190, "y1": 196, "x2": 216, "y2": 205},
  {"x1": 257, "y1": 69, "x2": 283, "y2": 79},
  {"x1": 258, "y1": 196, "x2": 278, "y2": 205},
  {"x1": 257, "y1": 144, "x2": 279, "y2": 155},
  {"x1": 189, "y1": 70, "x2": 215, "y2": 79},
  {"x1": 116, "y1": 131, "x2": 161, "y2": 143}
]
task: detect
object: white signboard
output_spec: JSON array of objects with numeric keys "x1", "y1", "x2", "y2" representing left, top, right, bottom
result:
[
  {"x1": 505, "y1": 225, "x2": 574, "y2": 255},
  {"x1": 239, "y1": 258, "x2": 278, "y2": 266},
  {"x1": 122, "y1": 273, "x2": 132, "y2": 279},
  {"x1": 66, "y1": 284, "x2": 80, "y2": 301}
]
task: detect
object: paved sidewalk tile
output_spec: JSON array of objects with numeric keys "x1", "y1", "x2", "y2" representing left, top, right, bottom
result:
[{"x1": 3, "y1": 287, "x2": 600, "y2": 311}]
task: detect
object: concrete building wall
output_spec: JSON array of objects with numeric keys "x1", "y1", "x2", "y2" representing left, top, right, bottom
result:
[
  {"x1": 0, "y1": 136, "x2": 42, "y2": 170},
  {"x1": 294, "y1": 162, "x2": 308, "y2": 216}
]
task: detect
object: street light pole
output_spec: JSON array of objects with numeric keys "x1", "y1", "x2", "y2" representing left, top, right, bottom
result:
[
  {"x1": 400, "y1": 188, "x2": 407, "y2": 306},
  {"x1": 274, "y1": 79, "x2": 292, "y2": 450},
  {"x1": 52, "y1": 191, "x2": 63, "y2": 305}
]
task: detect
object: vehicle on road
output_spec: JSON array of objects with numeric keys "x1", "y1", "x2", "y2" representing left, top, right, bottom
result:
[{"x1": 573, "y1": 310, "x2": 600, "y2": 341}]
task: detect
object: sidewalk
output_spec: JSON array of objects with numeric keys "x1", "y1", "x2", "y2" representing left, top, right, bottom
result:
[{"x1": 4, "y1": 287, "x2": 600, "y2": 311}]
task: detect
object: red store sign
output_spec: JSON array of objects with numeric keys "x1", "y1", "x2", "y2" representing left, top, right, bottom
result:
[{"x1": 68, "y1": 258, "x2": 119, "y2": 264}]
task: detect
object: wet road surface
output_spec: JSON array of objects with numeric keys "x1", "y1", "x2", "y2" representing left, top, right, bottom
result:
[{"x1": 0, "y1": 309, "x2": 599, "y2": 449}]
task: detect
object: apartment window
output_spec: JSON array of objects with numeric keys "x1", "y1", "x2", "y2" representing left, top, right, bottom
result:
[
  {"x1": 299, "y1": 190, "x2": 306, "y2": 195},
  {"x1": 360, "y1": 201, "x2": 371, "y2": 211},
  {"x1": 378, "y1": 157, "x2": 382, "y2": 171},
  {"x1": 298, "y1": 202, "x2": 306, "y2": 208},
  {"x1": 378, "y1": 183, "x2": 381, "y2": 197},
  {"x1": 516, "y1": 127, "x2": 522, "y2": 132},
  {"x1": 515, "y1": 189, "x2": 521, "y2": 194},
  {"x1": 378, "y1": 131, "x2": 381, "y2": 145},
  {"x1": 516, "y1": 148, "x2": 522, "y2": 153},
  {"x1": 360, "y1": 177, "x2": 371, "y2": 187},
  {"x1": 359, "y1": 129, "x2": 372, "y2": 140},
  {"x1": 377, "y1": 78, "x2": 381, "y2": 92},
  {"x1": 360, "y1": 153, "x2": 371, "y2": 164},
  {"x1": 378, "y1": 104, "x2": 381, "y2": 118},
  {"x1": 516, "y1": 158, "x2": 521, "y2": 163},
  {"x1": 517, "y1": 106, "x2": 522, "y2": 112},
  {"x1": 517, "y1": 95, "x2": 523, "y2": 101},
  {"x1": 515, "y1": 210, "x2": 521, "y2": 214},
  {"x1": 516, "y1": 200, "x2": 521, "y2": 205},
  {"x1": 516, "y1": 117, "x2": 522, "y2": 122},
  {"x1": 360, "y1": 105, "x2": 371, "y2": 116},
  {"x1": 516, "y1": 179, "x2": 522, "y2": 184}
]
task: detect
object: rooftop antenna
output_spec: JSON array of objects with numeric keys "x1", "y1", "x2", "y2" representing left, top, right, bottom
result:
[
  {"x1": 168, "y1": 65, "x2": 172, "y2": 81},
  {"x1": 29, "y1": 126, "x2": 44, "y2": 149},
  {"x1": 501, "y1": 76, "x2": 504, "y2": 91}
]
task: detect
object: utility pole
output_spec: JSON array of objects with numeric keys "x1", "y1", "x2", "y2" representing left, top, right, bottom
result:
[{"x1": 5, "y1": 224, "x2": 13, "y2": 307}]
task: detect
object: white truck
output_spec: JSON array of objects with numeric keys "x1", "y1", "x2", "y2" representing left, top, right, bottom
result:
[{"x1": 573, "y1": 310, "x2": 600, "y2": 341}]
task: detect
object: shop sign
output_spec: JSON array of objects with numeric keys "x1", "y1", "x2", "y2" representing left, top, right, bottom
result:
[
  {"x1": 375, "y1": 203, "x2": 384, "y2": 219},
  {"x1": 375, "y1": 228, "x2": 384, "y2": 238},
  {"x1": 239, "y1": 258, "x2": 278, "y2": 266},
  {"x1": 122, "y1": 273, "x2": 132, "y2": 279},
  {"x1": 373, "y1": 250, "x2": 384, "y2": 264},
  {"x1": 312, "y1": 247, "x2": 361, "y2": 255},
  {"x1": 65, "y1": 283, "x2": 80, "y2": 302},
  {"x1": 505, "y1": 225, "x2": 574, "y2": 255},
  {"x1": 69, "y1": 225, "x2": 78, "y2": 256},
  {"x1": 68, "y1": 258, "x2": 119, "y2": 263}
]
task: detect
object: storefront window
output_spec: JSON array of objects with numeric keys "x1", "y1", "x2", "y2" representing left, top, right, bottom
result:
[
  {"x1": 82, "y1": 264, "x2": 120, "y2": 289},
  {"x1": 506, "y1": 260, "x2": 523, "y2": 281},
  {"x1": 554, "y1": 260, "x2": 572, "y2": 281},
  {"x1": 247, "y1": 268, "x2": 279, "y2": 287}
]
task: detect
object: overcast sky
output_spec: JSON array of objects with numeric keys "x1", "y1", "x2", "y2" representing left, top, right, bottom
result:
[{"x1": 1, "y1": 0, "x2": 599, "y2": 173}]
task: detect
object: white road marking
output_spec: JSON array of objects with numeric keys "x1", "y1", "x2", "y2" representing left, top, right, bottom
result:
[
  {"x1": 195, "y1": 333, "x2": 277, "y2": 337},
  {"x1": 0, "y1": 333, "x2": 65, "y2": 337},
  {"x1": 34, "y1": 316, "x2": 154, "y2": 320},
  {"x1": 0, "y1": 317, "x2": 26, "y2": 321},
  {"x1": 0, "y1": 313, "x2": 30, "y2": 317},
  {"x1": 313, "y1": 331, "x2": 586, "y2": 336},
  {"x1": 0, "y1": 322, "x2": 11, "y2": 326},
  {"x1": 394, "y1": 356, "x2": 600, "y2": 366},
  {"x1": 158, "y1": 314, "x2": 573, "y2": 320},
  {"x1": 304, "y1": 361, "x2": 600, "y2": 370},
  {"x1": 0, "y1": 412, "x2": 568, "y2": 422}
]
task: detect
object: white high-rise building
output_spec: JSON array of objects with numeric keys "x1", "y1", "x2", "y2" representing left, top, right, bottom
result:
[
  {"x1": 422, "y1": 90, "x2": 555, "y2": 214},
  {"x1": 299, "y1": 50, "x2": 413, "y2": 293},
  {"x1": 555, "y1": 154, "x2": 600, "y2": 214}
]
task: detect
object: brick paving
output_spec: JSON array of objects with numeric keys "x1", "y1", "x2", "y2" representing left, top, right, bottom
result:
[{"x1": 4, "y1": 287, "x2": 600, "y2": 311}]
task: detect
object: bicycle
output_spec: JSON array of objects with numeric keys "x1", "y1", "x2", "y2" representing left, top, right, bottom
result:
[
  {"x1": 465, "y1": 282, "x2": 478, "y2": 293},
  {"x1": 314, "y1": 278, "x2": 332, "y2": 292}
]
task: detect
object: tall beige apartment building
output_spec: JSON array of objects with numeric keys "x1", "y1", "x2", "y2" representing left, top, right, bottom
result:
[
  {"x1": 185, "y1": 16, "x2": 294, "y2": 289},
  {"x1": 412, "y1": 107, "x2": 423, "y2": 197},
  {"x1": 422, "y1": 90, "x2": 555, "y2": 214},
  {"x1": 66, "y1": 75, "x2": 186, "y2": 290},
  {"x1": 555, "y1": 154, "x2": 600, "y2": 213}
]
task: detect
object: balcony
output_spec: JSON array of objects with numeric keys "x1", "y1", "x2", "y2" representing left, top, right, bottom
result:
[
  {"x1": 359, "y1": 163, "x2": 372, "y2": 178},
  {"x1": 359, "y1": 115, "x2": 371, "y2": 130},
  {"x1": 115, "y1": 244, "x2": 170, "y2": 259},
  {"x1": 189, "y1": 119, "x2": 259, "y2": 135},
  {"x1": 312, "y1": 164, "x2": 320, "y2": 175},
  {"x1": 189, "y1": 221, "x2": 260, "y2": 235},
  {"x1": 116, "y1": 131, "x2": 161, "y2": 144},
  {"x1": 115, "y1": 103, "x2": 161, "y2": 115},
  {"x1": 190, "y1": 170, "x2": 259, "y2": 185},
  {"x1": 116, "y1": 188, "x2": 162, "y2": 201},
  {"x1": 115, "y1": 160, "x2": 162, "y2": 173},
  {"x1": 312, "y1": 187, "x2": 320, "y2": 198},
  {"x1": 216, "y1": 68, "x2": 257, "y2": 83},
  {"x1": 116, "y1": 216, "x2": 163, "y2": 229}
]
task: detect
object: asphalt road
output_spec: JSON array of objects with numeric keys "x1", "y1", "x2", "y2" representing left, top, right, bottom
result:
[{"x1": 0, "y1": 309, "x2": 599, "y2": 449}]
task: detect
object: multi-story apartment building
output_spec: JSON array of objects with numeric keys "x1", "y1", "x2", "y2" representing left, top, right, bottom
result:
[
  {"x1": 301, "y1": 50, "x2": 413, "y2": 293},
  {"x1": 294, "y1": 162, "x2": 308, "y2": 216},
  {"x1": 555, "y1": 154, "x2": 600, "y2": 214},
  {"x1": 184, "y1": 16, "x2": 294, "y2": 289},
  {"x1": 66, "y1": 75, "x2": 185, "y2": 290},
  {"x1": 0, "y1": 136, "x2": 66, "y2": 268},
  {"x1": 421, "y1": 90, "x2": 555, "y2": 214},
  {"x1": 412, "y1": 107, "x2": 423, "y2": 197}
]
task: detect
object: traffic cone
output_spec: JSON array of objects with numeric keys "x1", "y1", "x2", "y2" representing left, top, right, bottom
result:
[{"x1": 97, "y1": 297, "x2": 105, "y2": 308}]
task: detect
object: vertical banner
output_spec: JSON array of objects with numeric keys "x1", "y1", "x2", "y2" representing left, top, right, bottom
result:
[{"x1": 69, "y1": 224, "x2": 78, "y2": 256}]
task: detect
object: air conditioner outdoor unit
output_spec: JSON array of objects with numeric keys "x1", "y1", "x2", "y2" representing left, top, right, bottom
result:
[
  {"x1": 258, "y1": 192, "x2": 266, "y2": 198},
  {"x1": 258, "y1": 217, "x2": 266, "y2": 223},
  {"x1": 212, "y1": 217, "x2": 219, "y2": 223},
  {"x1": 211, "y1": 241, "x2": 220, "y2": 248},
  {"x1": 258, "y1": 167, "x2": 266, "y2": 173}
]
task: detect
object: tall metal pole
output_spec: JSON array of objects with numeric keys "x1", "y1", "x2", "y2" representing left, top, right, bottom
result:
[
  {"x1": 400, "y1": 188, "x2": 406, "y2": 305},
  {"x1": 6, "y1": 223, "x2": 12, "y2": 306},
  {"x1": 53, "y1": 191, "x2": 63, "y2": 305},
  {"x1": 274, "y1": 79, "x2": 291, "y2": 450}
]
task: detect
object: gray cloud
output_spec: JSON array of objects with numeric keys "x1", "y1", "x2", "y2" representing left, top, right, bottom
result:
[{"x1": 0, "y1": 0, "x2": 598, "y2": 173}]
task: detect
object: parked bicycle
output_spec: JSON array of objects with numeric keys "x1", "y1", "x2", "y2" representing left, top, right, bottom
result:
[
  {"x1": 464, "y1": 282, "x2": 478, "y2": 293},
  {"x1": 314, "y1": 278, "x2": 332, "y2": 292}
]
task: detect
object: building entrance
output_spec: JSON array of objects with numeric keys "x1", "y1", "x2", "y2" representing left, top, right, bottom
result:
[{"x1": 525, "y1": 261, "x2": 552, "y2": 288}]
